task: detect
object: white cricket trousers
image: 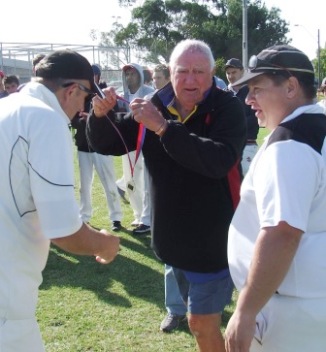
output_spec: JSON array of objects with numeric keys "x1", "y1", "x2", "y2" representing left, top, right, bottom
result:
[
  {"x1": 119, "y1": 152, "x2": 151, "y2": 226},
  {"x1": 0, "y1": 317, "x2": 44, "y2": 351},
  {"x1": 78, "y1": 151, "x2": 122, "y2": 223}
]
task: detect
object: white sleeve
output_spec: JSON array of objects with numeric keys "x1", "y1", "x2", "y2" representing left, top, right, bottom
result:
[
  {"x1": 253, "y1": 140, "x2": 321, "y2": 232},
  {"x1": 28, "y1": 112, "x2": 82, "y2": 239}
]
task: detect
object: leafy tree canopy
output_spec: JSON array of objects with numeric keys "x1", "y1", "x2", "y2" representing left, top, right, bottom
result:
[{"x1": 103, "y1": 0, "x2": 290, "y2": 73}]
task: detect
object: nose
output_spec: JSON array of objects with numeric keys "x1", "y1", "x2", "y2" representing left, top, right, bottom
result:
[{"x1": 245, "y1": 89, "x2": 254, "y2": 105}]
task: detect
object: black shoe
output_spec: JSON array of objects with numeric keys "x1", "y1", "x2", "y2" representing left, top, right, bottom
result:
[
  {"x1": 160, "y1": 313, "x2": 187, "y2": 333},
  {"x1": 132, "y1": 224, "x2": 151, "y2": 235},
  {"x1": 117, "y1": 187, "x2": 129, "y2": 204},
  {"x1": 112, "y1": 221, "x2": 122, "y2": 232}
]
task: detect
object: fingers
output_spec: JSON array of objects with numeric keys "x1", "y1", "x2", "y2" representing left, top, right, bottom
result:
[
  {"x1": 92, "y1": 87, "x2": 118, "y2": 117},
  {"x1": 95, "y1": 232, "x2": 120, "y2": 265}
]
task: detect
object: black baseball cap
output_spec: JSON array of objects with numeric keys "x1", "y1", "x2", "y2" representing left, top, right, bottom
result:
[
  {"x1": 232, "y1": 44, "x2": 315, "y2": 87},
  {"x1": 92, "y1": 64, "x2": 101, "y2": 76},
  {"x1": 225, "y1": 58, "x2": 243, "y2": 70},
  {"x1": 35, "y1": 50, "x2": 102, "y2": 95}
]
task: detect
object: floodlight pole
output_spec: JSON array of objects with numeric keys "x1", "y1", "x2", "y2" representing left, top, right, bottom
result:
[
  {"x1": 242, "y1": 0, "x2": 248, "y2": 69},
  {"x1": 294, "y1": 24, "x2": 321, "y2": 86},
  {"x1": 317, "y1": 28, "x2": 321, "y2": 87}
]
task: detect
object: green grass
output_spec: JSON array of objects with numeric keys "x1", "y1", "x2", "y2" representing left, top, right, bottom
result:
[{"x1": 37, "y1": 128, "x2": 268, "y2": 351}]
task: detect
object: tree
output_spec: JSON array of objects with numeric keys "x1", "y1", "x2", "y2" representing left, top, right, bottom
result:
[
  {"x1": 312, "y1": 47, "x2": 326, "y2": 86},
  {"x1": 102, "y1": 0, "x2": 290, "y2": 67}
]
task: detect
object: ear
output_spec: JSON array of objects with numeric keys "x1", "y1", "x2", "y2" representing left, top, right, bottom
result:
[
  {"x1": 57, "y1": 83, "x2": 76, "y2": 110},
  {"x1": 286, "y1": 76, "x2": 299, "y2": 98}
]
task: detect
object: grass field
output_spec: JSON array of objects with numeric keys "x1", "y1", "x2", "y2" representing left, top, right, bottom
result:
[{"x1": 36, "y1": 128, "x2": 269, "y2": 351}]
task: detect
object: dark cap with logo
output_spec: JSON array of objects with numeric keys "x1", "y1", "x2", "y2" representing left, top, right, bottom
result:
[
  {"x1": 232, "y1": 44, "x2": 315, "y2": 87},
  {"x1": 35, "y1": 50, "x2": 100, "y2": 94},
  {"x1": 225, "y1": 58, "x2": 244, "y2": 70}
]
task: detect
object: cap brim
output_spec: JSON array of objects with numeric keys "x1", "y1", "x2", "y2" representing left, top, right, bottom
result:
[{"x1": 231, "y1": 71, "x2": 265, "y2": 87}]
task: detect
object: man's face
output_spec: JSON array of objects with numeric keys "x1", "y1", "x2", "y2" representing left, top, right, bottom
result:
[
  {"x1": 5, "y1": 82, "x2": 19, "y2": 94},
  {"x1": 125, "y1": 68, "x2": 140, "y2": 93},
  {"x1": 170, "y1": 51, "x2": 213, "y2": 110},
  {"x1": 153, "y1": 71, "x2": 170, "y2": 90},
  {"x1": 225, "y1": 67, "x2": 244, "y2": 85},
  {"x1": 62, "y1": 80, "x2": 93, "y2": 119},
  {"x1": 246, "y1": 75, "x2": 290, "y2": 130}
]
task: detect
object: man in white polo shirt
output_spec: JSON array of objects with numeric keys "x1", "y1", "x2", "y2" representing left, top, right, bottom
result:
[
  {"x1": 0, "y1": 50, "x2": 120, "y2": 351},
  {"x1": 226, "y1": 45, "x2": 326, "y2": 352}
]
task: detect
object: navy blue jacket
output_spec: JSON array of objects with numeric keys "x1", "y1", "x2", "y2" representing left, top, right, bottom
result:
[{"x1": 87, "y1": 81, "x2": 246, "y2": 272}]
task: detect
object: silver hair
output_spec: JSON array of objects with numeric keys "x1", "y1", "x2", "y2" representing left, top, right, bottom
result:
[{"x1": 169, "y1": 39, "x2": 215, "y2": 71}]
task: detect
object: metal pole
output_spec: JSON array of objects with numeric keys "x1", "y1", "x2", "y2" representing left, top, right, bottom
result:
[
  {"x1": 318, "y1": 29, "x2": 321, "y2": 87},
  {"x1": 242, "y1": 0, "x2": 248, "y2": 68}
]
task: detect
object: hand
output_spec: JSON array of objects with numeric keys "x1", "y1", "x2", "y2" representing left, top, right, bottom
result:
[
  {"x1": 92, "y1": 87, "x2": 117, "y2": 118},
  {"x1": 95, "y1": 229, "x2": 120, "y2": 264},
  {"x1": 130, "y1": 98, "x2": 166, "y2": 133},
  {"x1": 225, "y1": 310, "x2": 256, "y2": 352}
]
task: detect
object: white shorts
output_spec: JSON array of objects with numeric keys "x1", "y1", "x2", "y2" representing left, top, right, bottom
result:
[
  {"x1": 0, "y1": 317, "x2": 44, "y2": 352},
  {"x1": 250, "y1": 294, "x2": 326, "y2": 352}
]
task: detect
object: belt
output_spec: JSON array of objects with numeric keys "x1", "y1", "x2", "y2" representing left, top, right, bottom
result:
[{"x1": 246, "y1": 139, "x2": 257, "y2": 145}]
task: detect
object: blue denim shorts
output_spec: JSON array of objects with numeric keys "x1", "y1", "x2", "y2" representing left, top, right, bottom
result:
[{"x1": 172, "y1": 267, "x2": 234, "y2": 315}]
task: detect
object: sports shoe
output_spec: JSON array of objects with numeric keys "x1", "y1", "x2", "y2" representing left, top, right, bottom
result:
[
  {"x1": 130, "y1": 219, "x2": 140, "y2": 227},
  {"x1": 112, "y1": 221, "x2": 122, "y2": 232},
  {"x1": 132, "y1": 224, "x2": 151, "y2": 235},
  {"x1": 160, "y1": 313, "x2": 187, "y2": 333}
]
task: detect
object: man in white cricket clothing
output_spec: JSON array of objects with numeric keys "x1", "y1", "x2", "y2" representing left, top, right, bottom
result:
[
  {"x1": 226, "y1": 44, "x2": 326, "y2": 352},
  {"x1": 0, "y1": 50, "x2": 120, "y2": 351}
]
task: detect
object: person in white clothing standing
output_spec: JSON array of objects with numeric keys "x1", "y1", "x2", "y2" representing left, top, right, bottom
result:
[
  {"x1": 115, "y1": 63, "x2": 154, "y2": 235},
  {"x1": 226, "y1": 44, "x2": 326, "y2": 352},
  {"x1": 0, "y1": 50, "x2": 119, "y2": 352},
  {"x1": 71, "y1": 64, "x2": 123, "y2": 232}
]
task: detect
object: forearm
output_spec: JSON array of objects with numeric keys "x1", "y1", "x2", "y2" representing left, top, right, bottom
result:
[{"x1": 51, "y1": 223, "x2": 120, "y2": 264}]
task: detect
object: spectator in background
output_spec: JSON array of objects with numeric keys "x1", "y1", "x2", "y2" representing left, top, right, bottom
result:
[
  {"x1": 225, "y1": 58, "x2": 259, "y2": 175},
  {"x1": 32, "y1": 54, "x2": 46, "y2": 75},
  {"x1": 226, "y1": 45, "x2": 326, "y2": 352},
  {"x1": 143, "y1": 67, "x2": 153, "y2": 87},
  {"x1": 0, "y1": 49, "x2": 120, "y2": 351},
  {"x1": 115, "y1": 63, "x2": 154, "y2": 235},
  {"x1": 87, "y1": 39, "x2": 246, "y2": 352},
  {"x1": 71, "y1": 64, "x2": 123, "y2": 232},
  {"x1": 152, "y1": 64, "x2": 170, "y2": 90},
  {"x1": 17, "y1": 53, "x2": 46, "y2": 92},
  {"x1": 0, "y1": 70, "x2": 8, "y2": 99},
  {"x1": 4, "y1": 75, "x2": 20, "y2": 94}
]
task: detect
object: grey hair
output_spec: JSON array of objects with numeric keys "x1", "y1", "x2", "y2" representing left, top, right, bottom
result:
[{"x1": 169, "y1": 39, "x2": 215, "y2": 71}]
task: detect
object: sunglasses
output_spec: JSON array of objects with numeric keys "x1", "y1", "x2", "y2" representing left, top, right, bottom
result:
[
  {"x1": 62, "y1": 82, "x2": 94, "y2": 99},
  {"x1": 248, "y1": 55, "x2": 314, "y2": 75}
]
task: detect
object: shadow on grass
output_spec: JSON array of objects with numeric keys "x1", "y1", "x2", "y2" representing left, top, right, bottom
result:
[{"x1": 41, "y1": 233, "x2": 165, "y2": 310}]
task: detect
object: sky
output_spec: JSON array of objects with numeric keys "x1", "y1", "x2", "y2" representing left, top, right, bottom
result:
[{"x1": 1, "y1": 0, "x2": 324, "y2": 61}]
